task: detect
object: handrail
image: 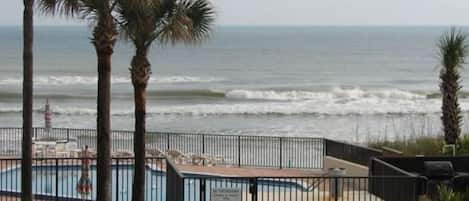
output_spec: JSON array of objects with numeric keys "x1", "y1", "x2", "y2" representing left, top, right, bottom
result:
[
  {"x1": 371, "y1": 158, "x2": 417, "y2": 177},
  {"x1": 325, "y1": 138, "x2": 383, "y2": 153},
  {"x1": 166, "y1": 158, "x2": 184, "y2": 178}
]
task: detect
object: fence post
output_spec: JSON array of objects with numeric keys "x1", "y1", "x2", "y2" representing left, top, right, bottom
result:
[
  {"x1": 116, "y1": 159, "x2": 119, "y2": 201},
  {"x1": 279, "y1": 137, "x2": 283, "y2": 169},
  {"x1": 202, "y1": 134, "x2": 205, "y2": 166},
  {"x1": 55, "y1": 159, "x2": 59, "y2": 200},
  {"x1": 334, "y1": 177, "x2": 339, "y2": 201},
  {"x1": 238, "y1": 136, "x2": 241, "y2": 167},
  {"x1": 66, "y1": 128, "x2": 70, "y2": 142},
  {"x1": 323, "y1": 138, "x2": 327, "y2": 156},
  {"x1": 167, "y1": 133, "x2": 170, "y2": 151},
  {"x1": 199, "y1": 179, "x2": 205, "y2": 201},
  {"x1": 323, "y1": 138, "x2": 327, "y2": 169},
  {"x1": 249, "y1": 178, "x2": 258, "y2": 201}
]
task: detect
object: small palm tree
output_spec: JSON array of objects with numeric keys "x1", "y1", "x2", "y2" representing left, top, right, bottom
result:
[
  {"x1": 438, "y1": 28, "x2": 469, "y2": 145},
  {"x1": 22, "y1": 0, "x2": 34, "y2": 200},
  {"x1": 115, "y1": 0, "x2": 214, "y2": 200},
  {"x1": 37, "y1": 1, "x2": 118, "y2": 200}
]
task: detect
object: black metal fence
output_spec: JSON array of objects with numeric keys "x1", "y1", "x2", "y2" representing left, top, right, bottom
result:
[
  {"x1": 0, "y1": 128, "x2": 324, "y2": 169},
  {"x1": 371, "y1": 156, "x2": 469, "y2": 195},
  {"x1": 325, "y1": 139, "x2": 383, "y2": 166},
  {"x1": 166, "y1": 159, "x2": 420, "y2": 201},
  {"x1": 369, "y1": 158, "x2": 425, "y2": 200},
  {"x1": 0, "y1": 157, "x2": 424, "y2": 201},
  {"x1": 166, "y1": 159, "x2": 184, "y2": 201},
  {"x1": 0, "y1": 157, "x2": 166, "y2": 201}
]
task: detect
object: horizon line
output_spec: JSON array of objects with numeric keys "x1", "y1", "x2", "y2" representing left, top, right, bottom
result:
[{"x1": 0, "y1": 24, "x2": 469, "y2": 28}]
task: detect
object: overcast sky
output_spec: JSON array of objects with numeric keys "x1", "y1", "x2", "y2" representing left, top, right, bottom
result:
[{"x1": 3, "y1": 0, "x2": 469, "y2": 26}]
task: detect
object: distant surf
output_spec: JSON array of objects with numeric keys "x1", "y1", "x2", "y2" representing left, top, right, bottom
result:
[
  {"x1": 4, "y1": 87, "x2": 469, "y2": 116},
  {"x1": 1, "y1": 87, "x2": 466, "y2": 101},
  {"x1": 0, "y1": 75, "x2": 226, "y2": 86}
]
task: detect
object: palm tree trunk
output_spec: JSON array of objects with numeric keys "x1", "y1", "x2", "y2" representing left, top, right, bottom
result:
[
  {"x1": 93, "y1": 18, "x2": 117, "y2": 201},
  {"x1": 22, "y1": 0, "x2": 34, "y2": 200},
  {"x1": 441, "y1": 68, "x2": 462, "y2": 145},
  {"x1": 131, "y1": 52, "x2": 150, "y2": 201}
]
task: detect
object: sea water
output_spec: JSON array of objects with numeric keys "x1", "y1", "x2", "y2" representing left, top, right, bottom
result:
[{"x1": 1, "y1": 26, "x2": 469, "y2": 141}]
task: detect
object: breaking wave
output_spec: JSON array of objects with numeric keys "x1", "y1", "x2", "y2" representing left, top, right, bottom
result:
[
  {"x1": 3, "y1": 87, "x2": 469, "y2": 116},
  {"x1": 0, "y1": 75, "x2": 226, "y2": 86}
]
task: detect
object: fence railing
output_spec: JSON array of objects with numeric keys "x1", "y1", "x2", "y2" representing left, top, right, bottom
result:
[
  {"x1": 0, "y1": 156, "x2": 424, "y2": 201},
  {"x1": 166, "y1": 159, "x2": 184, "y2": 201},
  {"x1": 325, "y1": 139, "x2": 383, "y2": 166},
  {"x1": 0, "y1": 128, "x2": 324, "y2": 169},
  {"x1": 0, "y1": 157, "x2": 166, "y2": 201},
  {"x1": 369, "y1": 158, "x2": 426, "y2": 199},
  {"x1": 165, "y1": 159, "x2": 420, "y2": 201},
  {"x1": 371, "y1": 156, "x2": 469, "y2": 195},
  {"x1": 0, "y1": 128, "x2": 396, "y2": 171}
]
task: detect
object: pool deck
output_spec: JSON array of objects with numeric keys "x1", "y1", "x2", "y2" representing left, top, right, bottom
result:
[
  {"x1": 176, "y1": 164, "x2": 325, "y2": 177},
  {"x1": 0, "y1": 158, "x2": 324, "y2": 177}
]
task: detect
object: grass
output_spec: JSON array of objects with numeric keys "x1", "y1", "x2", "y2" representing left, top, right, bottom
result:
[
  {"x1": 368, "y1": 135, "x2": 469, "y2": 156},
  {"x1": 419, "y1": 186, "x2": 469, "y2": 201}
]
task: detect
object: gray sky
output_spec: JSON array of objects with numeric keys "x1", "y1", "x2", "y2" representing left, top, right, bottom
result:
[{"x1": 3, "y1": 0, "x2": 469, "y2": 26}]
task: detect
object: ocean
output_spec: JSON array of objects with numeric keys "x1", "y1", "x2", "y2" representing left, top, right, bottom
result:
[{"x1": 1, "y1": 26, "x2": 469, "y2": 141}]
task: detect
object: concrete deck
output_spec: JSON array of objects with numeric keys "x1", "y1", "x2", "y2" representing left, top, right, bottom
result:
[{"x1": 177, "y1": 164, "x2": 325, "y2": 177}]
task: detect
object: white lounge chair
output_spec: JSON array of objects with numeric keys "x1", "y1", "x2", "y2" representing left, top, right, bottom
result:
[
  {"x1": 211, "y1": 155, "x2": 232, "y2": 166},
  {"x1": 112, "y1": 150, "x2": 134, "y2": 158},
  {"x1": 166, "y1": 149, "x2": 188, "y2": 164},
  {"x1": 146, "y1": 148, "x2": 165, "y2": 157},
  {"x1": 188, "y1": 153, "x2": 212, "y2": 166}
]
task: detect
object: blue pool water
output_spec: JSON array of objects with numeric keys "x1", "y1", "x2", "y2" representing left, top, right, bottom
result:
[
  {"x1": 0, "y1": 165, "x2": 167, "y2": 201},
  {"x1": 0, "y1": 165, "x2": 306, "y2": 201}
]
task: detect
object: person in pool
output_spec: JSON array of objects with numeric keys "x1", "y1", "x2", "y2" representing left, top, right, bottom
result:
[{"x1": 77, "y1": 146, "x2": 92, "y2": 199}]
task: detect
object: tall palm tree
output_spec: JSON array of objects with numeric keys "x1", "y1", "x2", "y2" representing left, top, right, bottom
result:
[
  {"x1": 37, "y1": 1, "x2": 118, "y2": 200},
  {"x1": 22, "y1": 0, "x2": 34, "y2": 200},
  {"x1": 438, "y1": 28, "x2": 468, "y2": 145},
  {"x1": 115, "y1": 0, "x2": 214, "y2": 200}
]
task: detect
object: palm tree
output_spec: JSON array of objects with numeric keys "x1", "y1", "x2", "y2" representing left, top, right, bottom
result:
[
  {"x1": 22, "y1": 0, "x2": 34, "y2": 200},
  {"x1": 115, "y1": 0, "x2": 214, "y2": 200},
  {"x1": 37, "y1": 1, "x2": 118, "y2": 200},
  {"x1": 438, "y1": 28, "x2": 468, "y2": 145}
]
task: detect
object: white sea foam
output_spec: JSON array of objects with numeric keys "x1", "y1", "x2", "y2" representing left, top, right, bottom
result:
[
  {"x1": 0, "y1": 75, "x2": 225, "y2": 86},
  {"x1": 13, "y1": 96, "x2": 462, "y2": 116},
  {"x1": 146, "y1": 99, "x2": 444, "y2": 116},
  {"x1": 155, "y1": 76, "x2": 225, "y2": 83},
  {"x1": 1, "y1": 88, "x2": 462, "y2": 116},
  {"x1": 0, "y1": 107, "x2": 22, "y2": 113},
  {"x1": 225, "y1": 88, "x2": 425, "y2": 101}
]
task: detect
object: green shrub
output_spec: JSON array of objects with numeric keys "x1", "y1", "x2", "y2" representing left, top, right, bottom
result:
[
  {"x1": 368, "y1": 135, "x2": 469, "y2": 156},
  {"x1": 368, "y1": 136, "x2": 444, "y2": 156},
  {"x1": 437, "y1": 186, "x2": 469, "y2": 201},
  {"x1": 458, "y1": 135, "x2": 469, "y2": 155}
]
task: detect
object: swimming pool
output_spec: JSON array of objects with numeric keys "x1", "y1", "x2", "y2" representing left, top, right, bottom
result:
[
  {"x1": 0, "y1": 165, "x2": 307, "y2": 201},
  {"x1": 0, "y1": 165, "x2": 166, "y2": 201}
]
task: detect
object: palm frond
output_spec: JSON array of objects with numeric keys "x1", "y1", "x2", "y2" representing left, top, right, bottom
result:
[
  {"x1": 116, "y1": 0, "x2": 214, "y2": 48},
  {"x1": 116, "y1": 0, "x2": 165, "y2": 48},
  {"x1": 438, "y1": 27, "x2": 469, "y2": 71},
  {"x1": 156, "y1": 4, "x2": 192, "y2": 45},
  {"x1": 183, "y1": 0, "x2": 215, "y2": 42},
  {"x1": 157, "y1": 0, "x2": 214, "y2": 44},
  {"x1": 36, "y1": 0, "x2": 82, "y2": 16}
]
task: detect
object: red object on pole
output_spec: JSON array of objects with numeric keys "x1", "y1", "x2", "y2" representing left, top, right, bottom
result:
[{"x1": 44, "y1": 98, "x2": 52, "y2": 132}]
